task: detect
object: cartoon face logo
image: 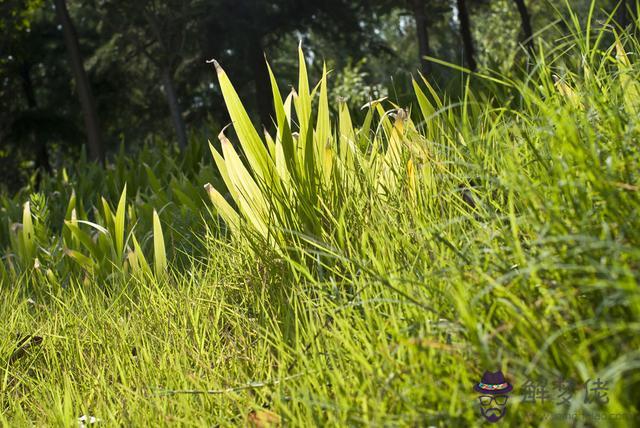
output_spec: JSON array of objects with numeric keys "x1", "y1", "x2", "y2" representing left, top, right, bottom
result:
[{"x1": 474, "y1": 370, "x2": 513, "y2": 423}]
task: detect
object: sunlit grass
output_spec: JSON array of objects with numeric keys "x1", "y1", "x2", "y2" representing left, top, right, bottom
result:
[{"x1": 1, "y1": 14, "x2": 640, "y2": 427}]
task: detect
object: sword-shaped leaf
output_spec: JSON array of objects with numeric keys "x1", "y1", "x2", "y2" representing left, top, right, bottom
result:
[
  {"x1": 153, "y1": 210, "x2": 167, "y2": 277},
  {"x1": 211, "y1": 60, "x2": 273, "y2": 183},
  {"x1": 114, "y1": 184, "x2": 127, "y2": 261}
]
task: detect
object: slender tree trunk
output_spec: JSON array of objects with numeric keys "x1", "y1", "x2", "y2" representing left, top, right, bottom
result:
[
  {"x1": 19, "y1": 62, "x2": 51, "y2": 176},
  {"x1": 19, "y1": 62, "x2": 37, "y2": 108},
  {"x1": 248, "y1": 35, "x2": 273, "y2": 127},
  {"x1": 616, "y1": 0, "x2": 637, "y2": 31},
  {"x1": 456, "y1": 0, "x2": 477, "y2": 71},
  {"x1": 160, "y1": 67, "x2": 188, "y2": 150},
  {"x1": 618, "y1": 0, "x2": 629, "y2": 29},
  {"x1": 410, "y1": 0, "x2": 431, "y2": 75},
  {"x1": 53, "y1": 0, "x2": 104, "y2": 164},
  {"x1": 513, "y1": 0, "x2": 534, "y2": 53}
]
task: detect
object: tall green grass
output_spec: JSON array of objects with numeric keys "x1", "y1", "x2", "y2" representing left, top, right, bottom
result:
[
  {"x1": 1, "y1": 14, "x2": 640, "y2": 427},
  {"x1": 0, "y1": 140, "x2": 220, "y2": 288}
]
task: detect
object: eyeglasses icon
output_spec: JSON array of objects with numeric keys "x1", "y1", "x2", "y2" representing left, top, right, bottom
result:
[{"x1": 478, "y1": 395, "x2": 508, "y2": 406}]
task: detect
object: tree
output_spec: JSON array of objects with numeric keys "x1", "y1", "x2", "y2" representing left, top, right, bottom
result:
[
  {"x1": 513, "y1": 0, "x2": 534, "y2": 53},
  {"x1": 616, "y1": 0, "x2": 638, "y2": 31},
  {"x1": 202, "y1": 0, "x2": 383, "y2": 126},
  {"x1": 1, "y1": 0, "x2": 52, "y2": 175},
  {"x1": 456, "y1": 0, "x2": 477, "y2": 71},
  {"x1": 410, "y1": 0, "x2": 431, "y2": 75},
  {"x1": 54, "y1": 0, "x2": 104, "y2": 163},
  {"x1": 98, "y1": 0, "x2": 206, "y2": 151}
]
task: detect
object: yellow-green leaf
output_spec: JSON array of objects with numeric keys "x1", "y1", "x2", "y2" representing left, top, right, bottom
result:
[{"x1": 153, "y1": 210, "x2": 167, "y2": 277}]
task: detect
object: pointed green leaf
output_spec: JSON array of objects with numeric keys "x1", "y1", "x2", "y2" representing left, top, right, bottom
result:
[
  {"x1": 64, "y1": 249, "x2": 95, "y2": 270},
  {"x1": 153, "y1": 210, "x2": 167, "y2": 277},
  {"x1": 22, "y1": 201, "x2": 35, "y2": 262},
  {"x1": 204, "y1": 182, "x2": 240, "y2": 235},
  {"x1": 115, "y1": 184, "x2": 127, "y2": 260},
  {"x1": 212, "y1": 60, "x2": 273, "y2": 182}
]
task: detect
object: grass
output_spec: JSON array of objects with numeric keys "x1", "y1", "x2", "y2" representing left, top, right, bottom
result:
[{"x1": 2, "y1": 13, "x2": 640, "y2": 427}]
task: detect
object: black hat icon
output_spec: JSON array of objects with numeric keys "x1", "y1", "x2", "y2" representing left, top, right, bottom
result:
[{"x1": 474, "y1": 370, "x2": 513, "y2": 395}]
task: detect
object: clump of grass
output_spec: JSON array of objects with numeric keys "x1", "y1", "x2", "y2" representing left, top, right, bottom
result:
[
  {"x1": 0, "y1": 139, "x2": 219, "y2": 289},
  {"x1": 1, "y1": 10, "x2": 640, "y2": 427}
]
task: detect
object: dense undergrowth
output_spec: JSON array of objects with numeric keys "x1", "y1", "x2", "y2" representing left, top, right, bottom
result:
[{"x1": 1, "y1": 11, "x2": 640, "y2": 427}]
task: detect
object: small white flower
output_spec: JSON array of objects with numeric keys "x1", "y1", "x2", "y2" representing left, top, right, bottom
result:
[{"x1": 78, "y1": 415, "x2": 99, "y2": 427}]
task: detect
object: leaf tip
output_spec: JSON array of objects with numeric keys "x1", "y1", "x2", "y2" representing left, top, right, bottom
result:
[
  {"x1": 207, "y1": 58, "x2": 222, "y2": 74},
  {"x1": 218, "y1": 124, "x2": 232, "y2": 146}
]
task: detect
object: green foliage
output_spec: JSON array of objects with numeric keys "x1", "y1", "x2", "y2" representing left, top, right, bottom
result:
[
  {"x1": 1, "y1": 13, "x2": 640, "y2": 427},
  {"x1": 0, "y1": 0, "x2": 44, "y2": 34},
  {"x1": 332, "y1": 58, "x2": 387, "y2": 114},
  {"x1": 0, "y1": 140, "x2": 219, "y2": 288},
  {"x1": 152, "y1": 209, "x2": 167, "y2": 278},
  {"x1": 209, "y1": 47, "x2": 434, "y2": 258}
]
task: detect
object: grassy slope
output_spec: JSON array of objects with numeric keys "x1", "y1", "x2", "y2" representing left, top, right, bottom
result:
[{"x1": 2, "y1": 21, "x2": 640, "y2": 428}]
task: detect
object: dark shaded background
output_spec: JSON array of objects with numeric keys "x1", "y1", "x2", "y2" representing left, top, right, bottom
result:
[{"x1": 0, "y1": 0, "x2": 632, "y2": 191}]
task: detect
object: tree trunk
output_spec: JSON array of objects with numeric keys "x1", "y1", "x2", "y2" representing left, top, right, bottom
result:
[
  {"x1": 616, "y1": 0, "x2": 637, "y2": 31},
  {"x1": 410, "y1": 0, "x2": 431, "y2": 75},
  {"x1": 19, "y1": 62, "x2": 37, "y2": 108},
  {"x1": 456, "y1": 0, "x2": 477, "y2": 71},
  {"x1": 53, "y1": 0, "x2": 104, "y2": 164},
  {"x1": 160, "y1": 67, "x2": 188, "y2": 151},
  {"x1": 248, "y1": 36, "x2": 273, "y2": 128},
  {"x1": 19, "y1": 62, "x2": 51, "y2": 176},
  {"x1": 618, "y1": 0, "x2": 628, "y2": 29},
  {"x1": 513, "y1": 0, "x2": 534, "y2": 53}
]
